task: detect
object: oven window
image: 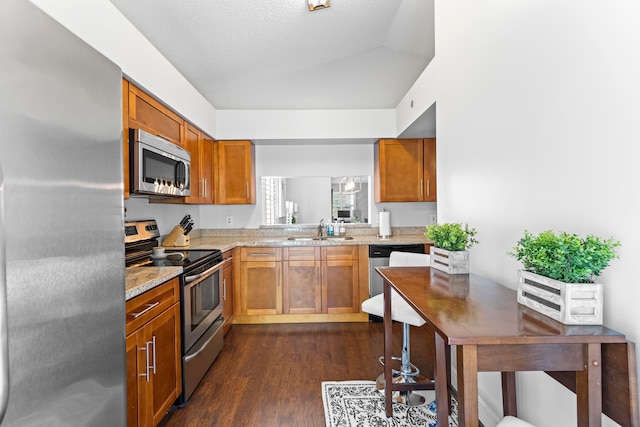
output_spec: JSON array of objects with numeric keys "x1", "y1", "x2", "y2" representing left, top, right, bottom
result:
[{"x1": 189, "y1": 273, "x2": 220, "y2": 332}]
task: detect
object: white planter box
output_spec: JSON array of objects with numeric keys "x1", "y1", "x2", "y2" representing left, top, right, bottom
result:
[
  {"x1": 517, "y1": 270, "x2": 603, "y2": 325},
  {"x1": 430, "y1": 248, "x2": 469, "y2": 275}
]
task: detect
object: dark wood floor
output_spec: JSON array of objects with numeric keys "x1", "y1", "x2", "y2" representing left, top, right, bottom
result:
[{"x1": 160, "y1": 321, "x2": 436, "y2": 427}]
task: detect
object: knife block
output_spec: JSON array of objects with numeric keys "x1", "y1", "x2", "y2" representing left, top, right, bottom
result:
[{"x1": 162, "y1": 225, "x2": 189, "y2": 247}]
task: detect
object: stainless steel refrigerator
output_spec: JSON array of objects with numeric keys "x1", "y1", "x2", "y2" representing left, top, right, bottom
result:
[{"x1": 0, "y1": 0, "x2": 126, "y2": 425}]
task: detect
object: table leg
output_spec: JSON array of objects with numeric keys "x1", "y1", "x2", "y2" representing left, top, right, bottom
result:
[
  {"x1": 576, "y1": 343, "x2": 602, "y2": 427},
  {"x1": 435, "y1": 333, "x2": 449, "y2": 425},
  {"x1": 501, "y1": 371, "x2": 517, "y2": 417},
  {"x1": 457, "y1": 344, "x2": 479, "y2": 426},
  {"x1": 383, "y1": 279, "x2": 393, "y2": 418}
]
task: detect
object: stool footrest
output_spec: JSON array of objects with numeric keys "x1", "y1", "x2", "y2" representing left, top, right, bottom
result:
[{"x1": 378, "y1": 355, "x2": 420, "y2": 378}]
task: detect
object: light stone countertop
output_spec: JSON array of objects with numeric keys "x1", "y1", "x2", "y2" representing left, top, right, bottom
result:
[
  {"x1": 125, "y1": 266, "x2": 182, "y2": 301},
  {"x1": 125, "y1": 226, "x2": 431, "y2": 301},
  {"x1": 186, "y1": 234, "x2": 431, "y2": 253}
]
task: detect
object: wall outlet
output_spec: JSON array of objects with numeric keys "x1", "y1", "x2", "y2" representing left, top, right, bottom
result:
[
  {"x1": 430, "y1": 214, "x2": 437, "y2": 224},
  {"x1": 226, "y1": 216, "x2": 233, "y2": 225}
]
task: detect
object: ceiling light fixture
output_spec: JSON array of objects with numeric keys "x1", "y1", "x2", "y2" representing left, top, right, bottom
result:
[
  {"x1": 308, "y1": 0, "x2": 330, "y2": 11},
  {"x1": 338, "y1": 177, "x2": 361, "y2": 195}
]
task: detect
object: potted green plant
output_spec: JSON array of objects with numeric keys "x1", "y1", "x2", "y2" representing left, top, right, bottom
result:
[
  {"x1": 508, "y1": 230, "x2": 620, "y2": 325},
  {"x1": 425, "y1": 223, "x2": 478, "y2": 274}
]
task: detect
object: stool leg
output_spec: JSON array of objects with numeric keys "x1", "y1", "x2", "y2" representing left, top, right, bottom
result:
[{"x1": 402, "y1": 322, "x2": 411, "y2": 377}]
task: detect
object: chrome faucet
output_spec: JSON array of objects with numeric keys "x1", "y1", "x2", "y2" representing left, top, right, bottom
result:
[{"x1": 318, "y1": 219, "x2": 325, "y2": 237}]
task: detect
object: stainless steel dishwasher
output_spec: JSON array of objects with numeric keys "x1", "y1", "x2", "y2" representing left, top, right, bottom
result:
[{"x1": 368, "y1": 243, "x2": 425, "y2": 321}]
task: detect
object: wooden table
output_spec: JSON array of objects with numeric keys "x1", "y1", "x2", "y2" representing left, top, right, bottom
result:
[{"x1": 378, "y1": 267, "x2": 627, "y2": 426}]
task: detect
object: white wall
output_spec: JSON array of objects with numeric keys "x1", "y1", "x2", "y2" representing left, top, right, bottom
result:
[
  {"x1": 217, "y1": 109, "x2": 396, "y2": 140},
  {"x1": 29, "y1": 0, "x2": 217, "y2": 137},
  {"x1": 433, "y1": 1, "x2": 640, "y2": 426}
]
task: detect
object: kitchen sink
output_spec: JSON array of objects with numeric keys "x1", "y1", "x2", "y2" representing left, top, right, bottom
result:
[{"x1": 287, "y1": 236, "x2": 354, "y2": 241}]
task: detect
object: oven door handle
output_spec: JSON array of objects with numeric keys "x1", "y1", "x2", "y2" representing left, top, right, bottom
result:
[
  {"x1": 184, "y1": 329, "x2": 219, "y2": 363},
  {"x1": 184, "y1": 258, "x2": 227, "y2": 284}
]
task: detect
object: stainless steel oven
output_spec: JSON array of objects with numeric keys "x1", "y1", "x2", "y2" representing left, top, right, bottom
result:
[
  {"x1": 181, "y1": 254, "x2": 227, "y2": 402},
  {"x1": 124, "y1": 219, "x2": 226, "y2": 404}
]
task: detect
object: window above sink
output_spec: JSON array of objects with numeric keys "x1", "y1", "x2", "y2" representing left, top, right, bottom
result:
[{"x1": 261, "y1": 176, "x2": 370, "y2": 226}]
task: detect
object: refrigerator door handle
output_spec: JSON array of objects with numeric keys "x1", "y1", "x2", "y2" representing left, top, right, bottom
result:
[{"x1": 0, "y1": 165, "x2": 9, "y2": 422}]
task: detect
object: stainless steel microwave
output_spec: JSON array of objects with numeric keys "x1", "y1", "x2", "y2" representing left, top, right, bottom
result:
[{"x1": 130, "y1": 128, "x2": 190, "y2": 197}]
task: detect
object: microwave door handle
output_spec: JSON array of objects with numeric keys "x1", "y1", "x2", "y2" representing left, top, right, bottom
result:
[{"x1": 175, "y1": 162, "x2": 182, "y2": 188}]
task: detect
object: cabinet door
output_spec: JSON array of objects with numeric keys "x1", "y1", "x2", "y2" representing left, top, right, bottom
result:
[
  {"x1": 423, "y1": 138, "x2": 437, "y2": 202},
  {"x1": 128, "y1": 83, "x2": 184, "y2": 147},
  {"x1": 184, "y1": 124, "x2": 201, "y2": 203},
  {"x1": 123, "y1": 79, "x2": 130, "y2": 199},
  {"x1": 321, "y1": 247, "x2": 359, "y2": 314},
  {"x1": 200, "y1": 134, "x2": 214, "y2": 204},
  {"x1": 283, "y1": 260, "x2": 321, "y2": 314},
  {"x1": 283, "y1": 247, "x2": 321, "y2": 314},
  {"x1": 147, "y1": 303, "x2": 182, "y2": 427},
  {"x1": 375, "y1": 139, "x2": 424, "y2": 202},
  {"x1": 241, "y1": 261, "x2": 282, "y2": 315},
  {"x1": 216, "y1": 140, "x2": 255, "y2": 204},
  {"x1": 184, "y1": 125, "x2": 214, "y2": 204},
  {"x1": 222, "y1": 253, "x2": 234, "y2": 334},
  {"x1": 126, "y1": 332, "x2": 145, "y2": 427}
]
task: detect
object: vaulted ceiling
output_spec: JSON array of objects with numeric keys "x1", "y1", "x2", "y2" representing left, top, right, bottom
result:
[{"x1": 109, "y1": 0, "x2": 434, "y2": 111}]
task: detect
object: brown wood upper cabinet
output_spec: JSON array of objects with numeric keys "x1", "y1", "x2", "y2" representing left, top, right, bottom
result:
[
  {"x1": 123, "y1": 79, "x2": 130, "y2": 199},
  {"x1": 127, "y1": 82, "x2": 185, "y2": 147},
  {"x1": 215, "y1": 140, "x2": 256, "y2": 204},
  {"x1": 183, "y1": 123, "x2": 214, "y2": 204},
  {"x1": 374, "y1": 138, "x2": 437, "y2": 202}
]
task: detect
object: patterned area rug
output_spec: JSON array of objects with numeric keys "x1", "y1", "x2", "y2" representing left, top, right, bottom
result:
[{"x1": 322, "y1": 381, "x2": 458, "y2": 427}]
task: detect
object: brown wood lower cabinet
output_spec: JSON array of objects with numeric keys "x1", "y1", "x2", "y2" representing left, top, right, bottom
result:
[
  {"x1": 321, "y1": 246, "x2": 359, "y2": 314},
  {"x1": 126, "y1": 278, "x2": 182, "y2": 427},
  {"x1": 221, "y1": 249, "x2": 234, "y2": 334},
  {"x1": 236, "y1": 245, "x2": 365, "y2": 323},
  {"x1": 239, "y1": 247, "x2": 282, "y2": 316},
  {"x1": 283, "y1": 247, "x2": 321, "y2": 314}
]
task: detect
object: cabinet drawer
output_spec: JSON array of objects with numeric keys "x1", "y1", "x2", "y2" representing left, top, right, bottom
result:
[
  {"x1": 126, "y1": 277, "x2": 180, "y2": 335},
  {"x1": 241, "y1": 247, "x2": 282, "y2": 262},
  {"x1": 322, "y1": 246, "x2": 357, "y2": 261},
  {"x1": 284, "y1": 246, "x2": 320, "y2": 261}
]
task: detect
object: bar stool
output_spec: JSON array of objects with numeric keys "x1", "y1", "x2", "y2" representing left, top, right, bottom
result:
[{"x1": 361, "y1": 251, "x2": 431, "y2": 406}]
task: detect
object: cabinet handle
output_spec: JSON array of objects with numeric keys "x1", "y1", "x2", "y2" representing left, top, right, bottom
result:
[
  {"x1": 223, "y1": 278, "x2": 227, "y2": 301},
  {"x1": 151, "y1": 335, "x2": 157, "y2": 375},
  {"x1": 420, "y1": 180, "x2": 423, "y2": 197},
  {"x1": 204, "y1": 178, "x2": 207, "y2": 198},
  {"x1": 251, "y1": 253, "x2": 271, "y2": 257},
  {"x1": 426, "y1": 179, "x2": 430, "y2": 197},
  {"x1": 130, "y1": 302, "x2": 160, "y2": 319},
  {"x1": 245, "y1": 182, "x2": 249, "y2": 199}
]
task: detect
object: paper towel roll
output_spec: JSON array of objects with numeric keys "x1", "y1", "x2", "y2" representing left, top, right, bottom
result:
[{"x1": 379, "y1": 211, "x2": 391, "y2": 237}]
